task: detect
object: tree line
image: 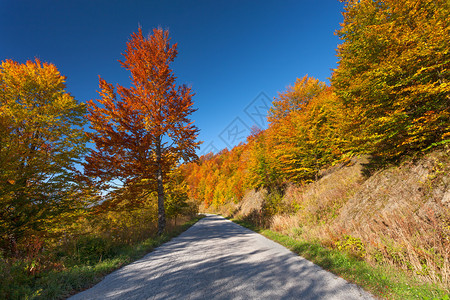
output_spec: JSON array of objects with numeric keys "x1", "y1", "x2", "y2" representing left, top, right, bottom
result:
[
  {"x1": 0, "y1": 28, "x2": 199, "y2": 259},
  {"x1": 181, "y1": 0, "x2": 450, "y2": 209}
]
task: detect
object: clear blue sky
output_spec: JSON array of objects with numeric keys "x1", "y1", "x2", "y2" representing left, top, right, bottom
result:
[{"x1": 0, "y1": 0, "x2": 345, "y2": 155}]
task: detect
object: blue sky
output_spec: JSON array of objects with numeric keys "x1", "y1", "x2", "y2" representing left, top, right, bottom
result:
[{"x1": 0, "y1": 0, "x2": 345, "y2": 155}]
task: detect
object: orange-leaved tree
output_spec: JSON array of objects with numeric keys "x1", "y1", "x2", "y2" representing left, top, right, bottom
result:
[{"x1": 85, "y1": 28, "x2": 200, "y2": 234}]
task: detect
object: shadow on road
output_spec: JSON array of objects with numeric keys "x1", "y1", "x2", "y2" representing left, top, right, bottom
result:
[{"x1": 70, "y1": 215, "x2": 371, "y2": 300}]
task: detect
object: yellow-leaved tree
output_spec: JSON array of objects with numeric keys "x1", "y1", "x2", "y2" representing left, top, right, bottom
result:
[
  {"x1": 332, "y1": 0, "x2": 450, "y2": 159},
  {"x1": 0, "y1": 59, "x2": 88, "y2": 255}
]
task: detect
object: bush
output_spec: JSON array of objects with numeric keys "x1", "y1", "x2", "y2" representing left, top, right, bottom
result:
[
  {"x1": 0, "y1": 259, "x2": 34, "y2": 299},
  {"x1": 75, "y1": 235, "x2": 114, "y2": 263},
  {"x1": 335, "y1": 235, "x2": 366, "y2": 259}
]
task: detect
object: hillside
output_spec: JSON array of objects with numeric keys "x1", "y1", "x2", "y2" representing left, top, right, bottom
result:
[
  {"x1": 201, "y1": 148, "x2": 450, "y2": 288},
  {"x1": 181, "y1": 2, "x2": 450, "y2": 290}
]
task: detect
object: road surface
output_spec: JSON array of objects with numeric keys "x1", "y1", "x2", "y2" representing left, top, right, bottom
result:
[{"x1": 70, "y1": 214, "x2": 374, "y2": 299}]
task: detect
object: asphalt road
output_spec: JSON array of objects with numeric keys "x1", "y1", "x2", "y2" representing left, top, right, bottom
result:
[{"x1": 69, "y1": 214, "x2": 374, "y2": 300}]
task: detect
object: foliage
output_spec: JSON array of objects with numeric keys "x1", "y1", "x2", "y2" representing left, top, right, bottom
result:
[
  {"x1": 181, "y1": 144, "x2": 250, "y2": 208},
  {"x1": 245, "y1": 127, "x2": 282, "y2": 190},
  {"x1": 85, "y1": 28, "x2": 200, "y2": 234},
  {"x1": 0, "y1": 59, "x2": 88, "y2": 255},
  {"x1": 0, "y1": 215, "x2": 204, "y2": 300},
  {"x1": 271, "y1": 86, "x2": 345, "y2": 183},
  {"x1": 182, "y1": 78, "x2": 347, "y2": 204},
  {"x1": 332, "y1": 0, "x2": 450, "y2": 159},
  {"x1": 268, "y1": 75, "x2": 326, "y2": 124},
  {"x1": 335, "y1": 235, "x2": 366, "y2": 259},
  {"x1": 165, "y1": 169, "x2": 197, "y2": 223}
]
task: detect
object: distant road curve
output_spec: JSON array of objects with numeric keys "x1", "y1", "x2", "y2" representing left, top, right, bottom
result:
[{"x1": 70, "y1": 214, "x2": 374, "y2": 300}]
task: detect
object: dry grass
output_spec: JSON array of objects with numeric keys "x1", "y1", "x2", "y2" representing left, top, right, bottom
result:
[
  {"x1": 270, "y1": 214, "x2": 300, "y2": 234},
  {"x1": 339, "y1": 204, "x2": 450, "y2": 285},
  {"x1": 288, "y1": 155, "x2": 368, "y2": 225},
  {"x1": 328, "y1": 149, "x2": 450, "y2": 286},
  {"x1": 228, "y1": 149, "x2": 450, "y2": 289}
]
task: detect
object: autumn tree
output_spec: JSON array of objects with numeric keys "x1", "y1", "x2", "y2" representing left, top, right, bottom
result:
[
  {"x1": 268, "y1": 75, "x2": 326, "y2": 124},
  {"x1": 271, "y1": 87, "x2": 344, "y2": 183},
  {"x1": 332, "y1": 0, "x2": 450, "y2": 159},
  {"x1": 0, "y1": 59, "x2": 88, "y2": 254},
  {"x1": 180, "y1": 143, "x2": 250, "y2": 209},
  {"x1": 164, "y1": 169, "x2": 193, "y2": 225},
  {"x1": 85, "y1": 28, "x2": 200, "y2": 234},
  {"x1": 245, "y1": 127, "x2": 282, "y2": 190}
]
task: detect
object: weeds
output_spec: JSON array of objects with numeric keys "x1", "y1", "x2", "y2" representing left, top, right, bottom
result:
[
  {"x1": 233, "y1": 218, "x2": 449, "y2": 299},
  {"x1": 212, "y1": 150, "x2": 450, "y2": 297},
  {"x1": 335, "y1": 235, "x2": 366, "y2": 259},
  {"x1": 0, "y1": 215, "x2": 204, "y2": 299}
]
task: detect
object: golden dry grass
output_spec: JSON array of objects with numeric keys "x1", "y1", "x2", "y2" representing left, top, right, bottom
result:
[{"x1": 223, "y1": 149, "x2": 450, "y2": 287}]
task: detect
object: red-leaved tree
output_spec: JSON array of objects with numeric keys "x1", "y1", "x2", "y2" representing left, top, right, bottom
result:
[{"x1": 85, "y1": 28, "x2": 200, "y2": 234}]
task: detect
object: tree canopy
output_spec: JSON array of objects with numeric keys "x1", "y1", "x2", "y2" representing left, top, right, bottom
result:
[{"x1": 332, "y1": 0, "x2": 450, "y2": 159}]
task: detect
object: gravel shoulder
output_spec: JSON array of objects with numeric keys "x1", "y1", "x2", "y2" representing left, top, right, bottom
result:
[{"x1": 69, "y1": 214, "x2": 374, "y2": 299}]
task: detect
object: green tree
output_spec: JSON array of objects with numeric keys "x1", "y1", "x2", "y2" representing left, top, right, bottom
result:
[
  {"x1": 0, "y1": 59, "x2": 88, "y2": 254},
  {"x1": 246, "y1": 127, "x2": 282, "y2": 190}
]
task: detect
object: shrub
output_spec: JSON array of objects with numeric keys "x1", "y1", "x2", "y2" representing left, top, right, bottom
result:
[
  {"x1": 335, "y1": 235, "x2": 366, "y2": 259},
  {"x1": 75, "y1": 235, "x2": 114, "y2": 263}
]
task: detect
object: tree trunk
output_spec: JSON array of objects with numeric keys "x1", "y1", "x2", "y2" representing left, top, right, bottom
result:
[{"x1": 156, "y1": 142, "x2": 166, "y2": 235}]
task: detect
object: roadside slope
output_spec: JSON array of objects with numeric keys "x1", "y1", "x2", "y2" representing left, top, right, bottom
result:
[{"x1": 203, "y1": 149, "x2": 450, "y2": 296}]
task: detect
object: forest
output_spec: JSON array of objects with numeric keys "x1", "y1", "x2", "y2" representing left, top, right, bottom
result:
[
  {"x1": 181, "y1": 0, "x2": 450, "y2": 295},
  {"x1": 1, "y1": 0, "x2": 449, "y2": 298}
]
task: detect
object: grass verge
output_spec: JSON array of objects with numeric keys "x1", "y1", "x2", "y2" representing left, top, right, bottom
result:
[
  {"x1": 232, "y1": 218, "x2": 449, "y2": 300},
  {"x1": 2, "y1": 215, "x2": 205, "y2": 300}
]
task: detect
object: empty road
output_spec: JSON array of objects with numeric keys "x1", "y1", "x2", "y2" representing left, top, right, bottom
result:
[{"x1": 70, "y1": 214, "x2": 374, "y2": 299}]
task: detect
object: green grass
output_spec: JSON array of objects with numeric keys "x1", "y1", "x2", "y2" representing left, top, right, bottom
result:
[
  {"x1": 232, "y1": 218, "x2": 449, "y2": 300},
  {"x1": 0, "y1": 215, "x2": 204, "y2": 300}
]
